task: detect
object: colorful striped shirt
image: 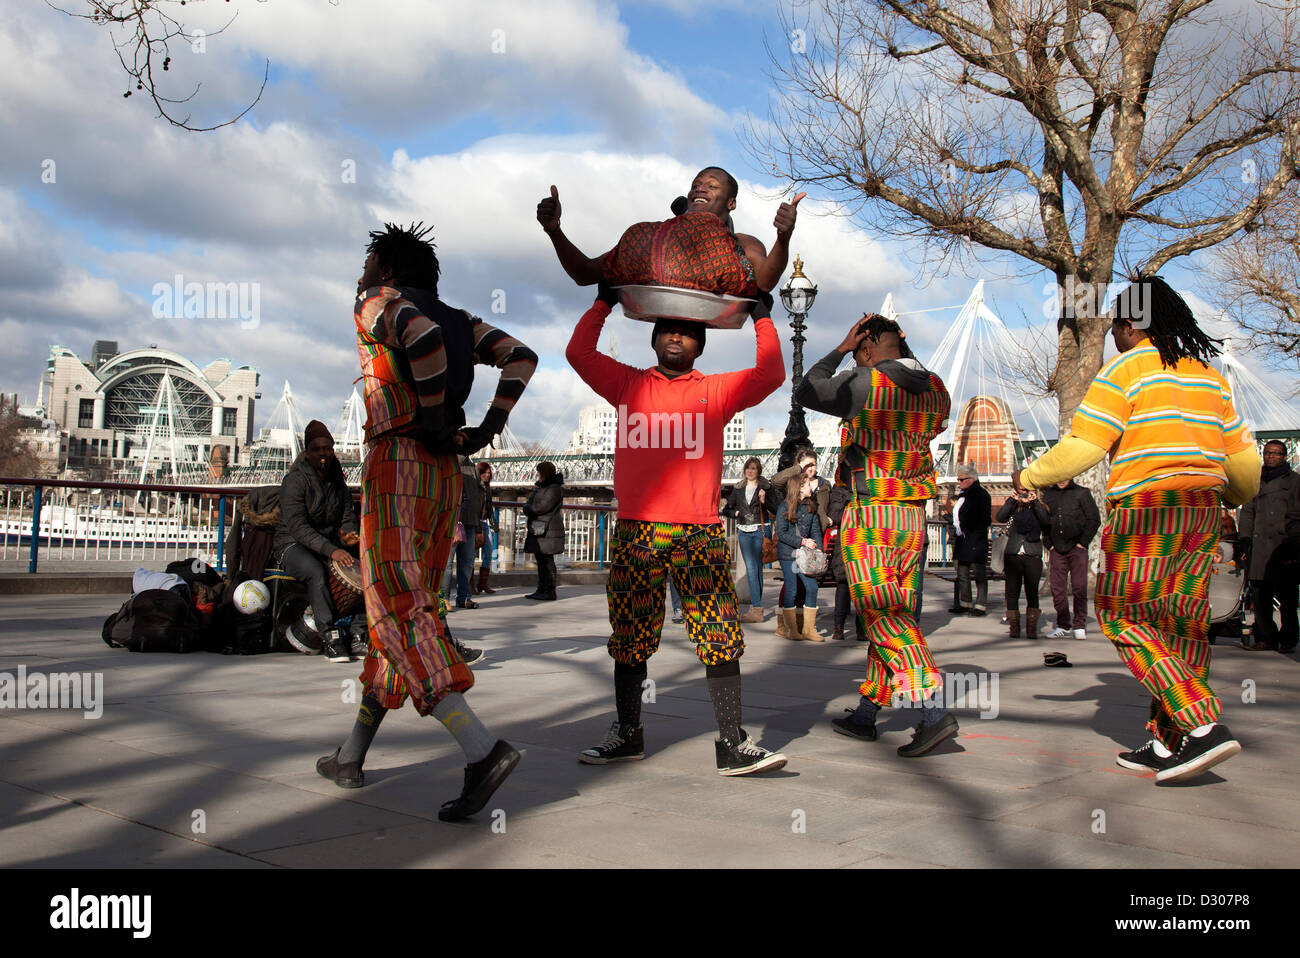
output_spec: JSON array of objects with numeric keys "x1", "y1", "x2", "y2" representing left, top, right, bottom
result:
[
  {"x1": 355, "y1": 286, "x2": 537, "y2": 442},
  {"x1": 1068, "y1": 343, "x2": 1252, "y2": 499}
]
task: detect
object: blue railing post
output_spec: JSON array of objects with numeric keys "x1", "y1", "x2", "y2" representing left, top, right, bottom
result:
[
  {"x1": 28, "y1": 486, "x2": 42, "y2": 573},
  {"x1": 216, "y1": 495, "x2": 228, "y2": 573},
  {"x1": 597, "y1": 511, "x2": 607, "y2": 570}
]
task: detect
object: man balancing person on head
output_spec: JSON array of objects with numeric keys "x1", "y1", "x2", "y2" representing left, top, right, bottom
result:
[
  {"x1": 544, "y1": 166, "x2": 797, "y2": 775},
  {"x1": 315, "y1": 222, "x2": 538, "y2": 822},
  {"x1": 795, "y1": 314, "x2": 960, "y2": 757},
  {"x1": 1013, "y1": 277, "x2": 1260, "y2": 785}
]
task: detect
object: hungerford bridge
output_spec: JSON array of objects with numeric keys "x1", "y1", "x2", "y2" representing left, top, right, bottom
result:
[{"x1": 174, "y1": 282, "x2": 1299, "y2": 494}]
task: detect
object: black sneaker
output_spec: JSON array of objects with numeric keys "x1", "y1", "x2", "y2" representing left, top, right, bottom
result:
[
  {"x1": 897, "y1": 712, "x2": 959, "y2": 757},
  {"x1": 316, "y1": 748, "x2": 364, "y2": 788},
  {"x1": 831, "y1": 710, "x2": 878, "y2": 741},
  {"x1": 350, "y1": 634, "x2": 370, "y2": 658},
  {"x1": 578, "y1": 722, "x2": 645, "y2": 764},
  {"x1": 452, "y1": 638, "x2": 484, "y2": 665},
  {"x1": 438, "y1": 739, "x2": 521, "y2": 822},
  {"x1": 947, "y1": 606, "x2": 969, "y2": 615},
  {"x1": 322, "y1": 630, "x2": 352, "y2": 663},
  {"x1": 716, "y1": 729, "x2": 787, "y2": 776},
  {"x1": 1115, "y1": 740, "x2": 1170, "y2": 772},
  {"x1": 671, "y1": 611, "x2": 684, "y2": 624},
  {"x1": 1156, "y1": 725, "x2": 1241, "y2": 784},
  {"x1": 968, "y1": 608, "x2": 987, "y2": 618}
]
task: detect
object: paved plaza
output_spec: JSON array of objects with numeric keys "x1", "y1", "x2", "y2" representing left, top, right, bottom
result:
[{"x1": 1, "y1": 575, "x2": 1297, "y2": 868}]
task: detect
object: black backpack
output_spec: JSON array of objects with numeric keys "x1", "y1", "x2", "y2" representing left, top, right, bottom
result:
[
  {"x1": 207, "y1": 572, "x2": 274, "y2": 655},
  {"x1": 102, "y1": 589, "x2": 204, "y2": 653}
]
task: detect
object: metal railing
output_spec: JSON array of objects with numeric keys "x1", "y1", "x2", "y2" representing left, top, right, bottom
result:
[{"x1": 3, "y1": 475, "x2": 975, "y2": 577}]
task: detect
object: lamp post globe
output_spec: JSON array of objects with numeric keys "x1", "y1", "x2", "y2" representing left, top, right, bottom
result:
[{"x1": 778, "y1": 256, "x2": 818, "y2": 471}]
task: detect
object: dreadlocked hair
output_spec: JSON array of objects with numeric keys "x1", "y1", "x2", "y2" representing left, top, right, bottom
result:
[
  {"x1": 366, "y1": 221, "x2": 440, "y2": 292},
  {"x1": 1114, "y1": 276, "x2": 1221, "y2": 370},
  {"x1": 858, "y1": 313, "x2": 914, "y2": 359}
]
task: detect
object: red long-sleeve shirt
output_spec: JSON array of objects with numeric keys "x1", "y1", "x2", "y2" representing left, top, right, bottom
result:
[{"x1": 566, "y1": 302, "x2": 785, "y2": 525}]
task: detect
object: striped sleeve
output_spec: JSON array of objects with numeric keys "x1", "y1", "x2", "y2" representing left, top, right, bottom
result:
[
  {"x1": 1219, "y1": 379, "x2": 1253, "y2": 455},
  {"x1": 1069, "y1": 355, "x2": 1132, "y2": 449},
  {"x1": 356, "y1": 285, "x2": 447, "y2": 428},
  {"x1": 470, "y1": 314, "x2": 538, "y2": 430}
]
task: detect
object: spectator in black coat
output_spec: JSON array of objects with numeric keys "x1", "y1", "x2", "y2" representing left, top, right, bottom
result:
[
  {"x1": 1040, "y1": 477, "x2": 1101, "y2": 639},
  {"x1": 474, "y1": 461, "x2": 498, "y2": 595},
  {"x1": 996, "y1": 489, "x2": 1051, "y2": 637},
  {"x1": 826, "y1": 485, "x2": 865, "y2": 641},
  {"x1": 273, "y1": 421, "x2": 359, "y2": 662},
  {"x1": 444, "y1": 457, "x2": 484, "y2": 609},
  {"x1": 523, "y1": 461, "x2": 565, "y2": 600},
  {"x1": 950, "y1": 463, "x2": 991, "y2": 616},
  {"x1": 1239, "y1": 440, "x2": 1300, "y2": 651}
]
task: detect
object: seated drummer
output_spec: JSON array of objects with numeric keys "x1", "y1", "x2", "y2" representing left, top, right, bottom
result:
[
  {"x1": 535, "y1": 166, "x2": 804, "y2": 293},
  {"x1": 272, "y1": 420, "x2": 360, "y2": 664}
]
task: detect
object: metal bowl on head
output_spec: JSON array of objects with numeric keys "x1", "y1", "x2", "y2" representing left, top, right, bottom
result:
[{"x1": 616, "y1": 285, "x2": 756, "y2": 329}]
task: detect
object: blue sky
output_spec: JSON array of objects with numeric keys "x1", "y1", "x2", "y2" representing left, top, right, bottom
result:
[{"x1": 1, "y1": 0, "x2": 1295, "y2": 448}]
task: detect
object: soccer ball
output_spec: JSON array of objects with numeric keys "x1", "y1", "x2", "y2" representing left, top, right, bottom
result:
[{"x1": 232, "y1": 579, "x2": 271, "y2": 614}]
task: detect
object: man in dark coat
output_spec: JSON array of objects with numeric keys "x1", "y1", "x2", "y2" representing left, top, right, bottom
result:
[
  {"x1": 1040, "y1": 477, "x2": 1102, "y2": 639},
  {"x1": 523, "y1": 461, "x2": 565, "y2": 600},
  {"x1": 1239, "y1": 440, "x2": 1300, "y2": 652},
  {"x1": 273, "y1": 421, "x2": 360, "y2": 663},
  {"x1": 445, "y1": 456, "x2": 485, "y2": 609},
  {"x1": 950, "y1": 463, "x2": 991, "y2": 616}
]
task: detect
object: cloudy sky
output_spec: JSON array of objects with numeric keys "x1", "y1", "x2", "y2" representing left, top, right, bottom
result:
[{"x1": 2, "y1": 0, "x2": 1296, "y2": 448}]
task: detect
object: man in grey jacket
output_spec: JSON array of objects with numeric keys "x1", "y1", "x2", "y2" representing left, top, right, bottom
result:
[{"x1": 1239, "y1": 440, "x2": 1300, "y2": 652}]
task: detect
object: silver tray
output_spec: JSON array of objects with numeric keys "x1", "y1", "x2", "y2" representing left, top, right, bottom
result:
[{"x1": 616, "y1": 285, "x2": 756, "y2": 328}]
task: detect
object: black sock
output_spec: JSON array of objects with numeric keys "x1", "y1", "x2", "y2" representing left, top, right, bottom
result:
[
  {"x1": 614, "y1": 661, "x2": 647, "y2": 730},
  {"x1": 338, "y1": 693, "x2": 387, "y2": 765},
  {"x1": 706, "y1": 659, "x2": 742, "y2": 747}
]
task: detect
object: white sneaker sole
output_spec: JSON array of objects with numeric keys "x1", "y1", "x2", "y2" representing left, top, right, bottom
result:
[
  {"x1": 1115, "y1": 754, "x2": 1161, "y2": 772},
  {"x1": 577, "y1": 752, "x2": 645, "y2": 765},
  {"x1": 718, "y1": 752, "x2": 788, "y2": 776},
  {"x1": 1155, "y1": 740, "x2": 1242, "y2": 783}
]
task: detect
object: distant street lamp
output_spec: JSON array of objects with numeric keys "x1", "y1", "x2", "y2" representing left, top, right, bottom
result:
[{"x1": 778, "y1": 255, "x2": 818, "y2": 470}]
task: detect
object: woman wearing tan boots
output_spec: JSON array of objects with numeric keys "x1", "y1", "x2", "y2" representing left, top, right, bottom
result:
[{"x1": 775, "y1": 474, "x2": 825, "y2": 641}]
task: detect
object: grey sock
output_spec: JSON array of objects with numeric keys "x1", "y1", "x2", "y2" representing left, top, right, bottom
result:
[
  {"x1": 705, "y1": 659, "x2": 742, "y2": 747},
  {"x1": 851, "y1": 696, "x2": 880, "y2": 725},
  {"x1": 614, "y1": 661, "x2": 647, "y2": 730},
  {"x1": 432, "y1": 692, "x2": 497, "y2": 763},
  {"x1": 338, "y1": 693, "x2": 387, "y2": 765},
  {"x1": 918, "y1": 703, "x2": 949, "y2": 727}
]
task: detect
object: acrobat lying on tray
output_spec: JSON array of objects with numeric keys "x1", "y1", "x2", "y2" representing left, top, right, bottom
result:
[{"x1": 536, "y1": 166, "x2": 804, "y2": 325}]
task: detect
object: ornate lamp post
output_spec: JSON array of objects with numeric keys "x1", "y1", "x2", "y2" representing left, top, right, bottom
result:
[{"x1": 778, "y1": 255, "x2": 818, "y2": 470}]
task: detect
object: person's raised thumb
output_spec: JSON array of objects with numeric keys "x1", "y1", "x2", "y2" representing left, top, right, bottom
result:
[{"x1": 550, "y1": 185, "x2": 559, "y2": 200}]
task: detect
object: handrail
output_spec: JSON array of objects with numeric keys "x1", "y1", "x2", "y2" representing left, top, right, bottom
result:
[{"x1": 0, "y1": 476, "x2": 252, "y2": 496}]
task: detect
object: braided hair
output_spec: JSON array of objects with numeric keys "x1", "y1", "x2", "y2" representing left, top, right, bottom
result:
[
  {"x1": 1113, "y1": 276, "x2": 1221, "y2": 370},
  {"x1": 366, "y1": 222, "x2": 440, "y2": 293},
  {"x1": 857, "y1": 314, "x2": 915, "y2": 360}
]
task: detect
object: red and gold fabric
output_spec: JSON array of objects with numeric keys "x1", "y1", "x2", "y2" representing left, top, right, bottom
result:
[
  {"x1": 1095, "y1": 488, "x2": 1223, "y2": 748},
  {"x1": 357, "y1": 436, "x2": 473, "y2": 714}
]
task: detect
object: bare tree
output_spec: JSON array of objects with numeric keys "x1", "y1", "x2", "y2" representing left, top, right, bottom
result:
[
  {"x1": 1206, "y1": 182, "x2": 1300, "y2": 372},
  {"x1": 47, "y1": 0, "x2": 269, "y2": 132},
  {"x1": 0, "y1": 408, "x2": 45, "y2": 479},
  {"x1": 754, "y1": 0, "x2": 1300, "y2": 429}
]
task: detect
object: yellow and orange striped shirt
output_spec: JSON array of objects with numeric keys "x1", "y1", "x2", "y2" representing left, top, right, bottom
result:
[{"x1": 1069, "y1": 343, "x2": 1253, "y2": 499}]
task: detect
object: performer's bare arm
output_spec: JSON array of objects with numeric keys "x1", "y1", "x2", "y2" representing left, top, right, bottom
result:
[
  {"x1": 537, "y1": 185, "x2": 608, "y2": 286},
  {"x1": 738, "y1": 192, "x2": 805, "y2": 293}
]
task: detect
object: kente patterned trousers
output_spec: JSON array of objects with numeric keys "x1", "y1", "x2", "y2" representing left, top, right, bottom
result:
[
  {"x1": 606, "y1": 519, "x2": 744, "y2": 667},
  {"x1": 358, "y1": 436, "x2": 473, "y2": 715},
  {"x1": 1095, "y1": 488, "x2": 1222, "y2": 748},
  {"x1": 841, "y1": 500, "x2": 942, "y2": 705}
]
